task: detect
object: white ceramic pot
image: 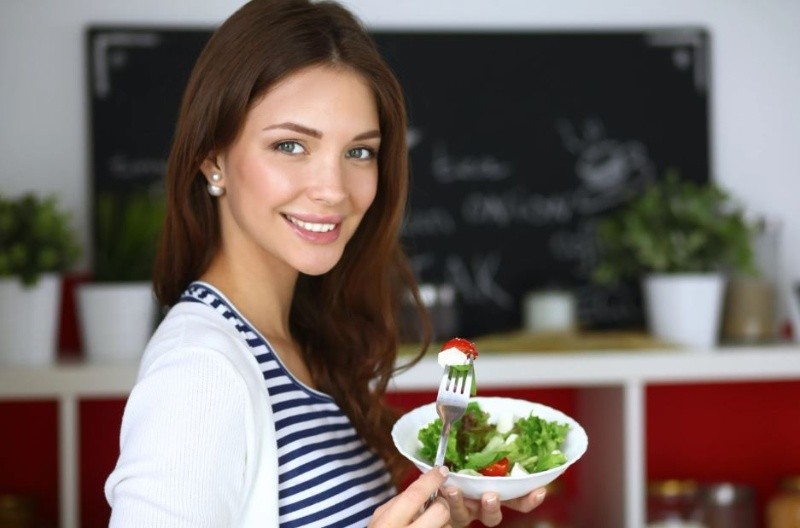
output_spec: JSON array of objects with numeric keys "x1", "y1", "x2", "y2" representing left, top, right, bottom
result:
[
  {"x1": 522, "y1": 289, "x2": 577, "y2": 333},
  {"x1": 642, "y1": 273, "x2": 726, "y2": 349},
  {"x1": 77, "y1": 281, "x2": 157, "y2": 364},
  {"x1": 0, "y1": 273, "x2": 61, "y2": 366}
]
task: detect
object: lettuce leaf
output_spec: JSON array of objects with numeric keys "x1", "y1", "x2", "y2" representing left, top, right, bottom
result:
[{"x1": 507, "y1": 414, "x2": 569, "y2": 472}]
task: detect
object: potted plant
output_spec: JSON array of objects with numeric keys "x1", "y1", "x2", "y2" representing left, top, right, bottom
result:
[
  {"x1": 0, "y1": 192, "x2": 81, "y2": 365},
  {"x1": 593, "y1": 171, "x2": 755, "y2": 348},
  {"x1": 76, "y1": 190, "x2": 165, "y2": 363}
]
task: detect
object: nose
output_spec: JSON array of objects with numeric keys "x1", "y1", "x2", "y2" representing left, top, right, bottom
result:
[{"x1": 308, "y1": 156, "x2": 347, "y2": 205}]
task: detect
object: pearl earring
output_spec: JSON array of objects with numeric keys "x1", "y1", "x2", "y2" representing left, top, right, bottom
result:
[{"x1": 207, "y1": 172, "x2": 225, "y2": 197}]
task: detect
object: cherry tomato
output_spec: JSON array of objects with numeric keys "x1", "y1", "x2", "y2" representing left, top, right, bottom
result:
[
  {"x1": 478, "y1": 457, "x2": 509, "y2": 477},
  {"x1": 442, "y1": 337, "x2": 479, "y2": 360}
]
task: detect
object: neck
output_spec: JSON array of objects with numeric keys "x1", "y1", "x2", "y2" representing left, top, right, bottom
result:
[{"x1": 200, "y1": 250, "x2": 297, "y2": 341}]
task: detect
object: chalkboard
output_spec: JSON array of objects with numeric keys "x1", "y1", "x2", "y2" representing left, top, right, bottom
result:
[
  {"x1": 87, "y1": 27, "x2": 710, "y2": 337},
  {"x1": 88, "y1": 29, "x2": 211, "y2": 192}
]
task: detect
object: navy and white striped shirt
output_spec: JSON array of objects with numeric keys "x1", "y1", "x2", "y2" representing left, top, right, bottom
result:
[{"x1": 181, "y1": 282, "x2": 394, "y2": 527}]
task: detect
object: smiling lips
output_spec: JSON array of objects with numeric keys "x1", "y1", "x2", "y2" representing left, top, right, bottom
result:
[{"x1": 284, "y1": 213, "x2": 342, "y2": 243}]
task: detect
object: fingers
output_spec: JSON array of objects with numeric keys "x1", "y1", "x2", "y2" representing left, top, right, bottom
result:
[
  {"x1": 442, "y1": 486, "x2": 476, "y2": 528},
  {"x1": 442, "y1": 486, "x2": 468, "y2": 526},
  {"x1": 442, "y1": 486, "x2": 549, "y2": 528},
  {"x1": 413, "y1": 496, "x2": 450, "y2": 528},
  {"x1": 374, "y1": 466, "x2": 450, "y2": 526},
  {"x1": 403, "y1": 466, "x2": 449, "y2": 509},
  {"x1": 478, "y1": 492, "x2": 502, "y2": 527},
  {"x1": 443, "y1": 489, "x2": 503, "y2": 528},
  {"x1": 502, "y1": 487, "x2": 548, "y2": 513}
]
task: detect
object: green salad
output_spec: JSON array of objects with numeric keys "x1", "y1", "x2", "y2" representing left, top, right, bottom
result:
[{"x1": 417, "y1": 401, "x2": 570, "y2": 477}]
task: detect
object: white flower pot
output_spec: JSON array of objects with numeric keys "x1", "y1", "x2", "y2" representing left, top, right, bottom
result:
[
  {"x1": 77, "y1": 282, "x2": 157, "y2": 364},
  {"x1": 0, "y1": 273, "x2": 61, "y2": 366},
  {"x1": 642, "y1": 273, "x2": 726, "y2": 349}
]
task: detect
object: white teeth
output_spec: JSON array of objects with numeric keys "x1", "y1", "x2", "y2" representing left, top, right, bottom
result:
[{"x1": 287, "y1": 216, "x2": 336, "y2": 233}]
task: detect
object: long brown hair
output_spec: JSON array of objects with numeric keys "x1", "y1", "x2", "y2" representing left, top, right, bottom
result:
[{"x1": 153, "y1": 0, "x2": 430, "y2": 485}]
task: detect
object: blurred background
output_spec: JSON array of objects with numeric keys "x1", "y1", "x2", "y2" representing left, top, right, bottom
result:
[
  {"x1": 1, "y1": 1, "x2": 799, "y2": 527},
  {"x1": 2, "y1": 0, "x2": 799, "y2": 326}
]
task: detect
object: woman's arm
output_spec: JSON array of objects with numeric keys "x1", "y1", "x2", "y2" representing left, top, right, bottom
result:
[{"x1": 105, "y1": 348, "x2": 249, "y2": 527}]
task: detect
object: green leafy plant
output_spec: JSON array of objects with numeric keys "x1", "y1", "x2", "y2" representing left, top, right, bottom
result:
[
  {"x1": 93, "y1": 191, "x2": 165, "y2": 282},
  {"x1": 0, "y1": 193, "x2": 81, "y2": 286},
  {"x1": 593, "y1": 171, "x2": 755, "y2": 284}
]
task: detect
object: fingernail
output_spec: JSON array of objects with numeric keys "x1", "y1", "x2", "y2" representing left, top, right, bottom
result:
[
  {"x1": 534, "y1": 488, "x2": 547, "y2": 502},
  {"x1": 445, "y1": 487, "x2": 459, "y2": 499},
  {"x1": 484, "y1": 494, "x2": 498, "y2": 508},
  {"x1": 438, "y1": 465, "x2": 449, "y2": 477}
]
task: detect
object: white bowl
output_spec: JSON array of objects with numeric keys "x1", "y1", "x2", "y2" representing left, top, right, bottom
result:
[{"x1": 391, "y1": 396, "x2": 588, "y2": 500}]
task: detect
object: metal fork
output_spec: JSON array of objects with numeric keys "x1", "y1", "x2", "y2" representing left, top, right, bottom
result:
[{"x1": 423, "y1": 359, "x2": 474, "y2": 510}]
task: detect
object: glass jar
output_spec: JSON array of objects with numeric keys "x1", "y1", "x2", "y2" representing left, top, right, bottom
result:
[
  {"x1": 721, "y1": 275, "x2": 777, "y2": 343},
  {"x1": 694, "y1": 482, "x2": 756, "y2": 528},
  {"x1": 646, "y1": 479, "x2": 703, "y2": 527},
  {"x1": 721, "y1": 215, "x2": 783, "y2": 344},
  {"x1": 399, "y1": 283, "x2": 460, "y2": 343},
  {"x1": 767, "y1": 476, "x2": 800, "y2": 528}
]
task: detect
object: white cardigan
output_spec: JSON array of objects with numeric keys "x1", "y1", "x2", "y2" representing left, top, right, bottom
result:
[{"x1": 105, "y1": 302, "x2": 280, "y2": 527}]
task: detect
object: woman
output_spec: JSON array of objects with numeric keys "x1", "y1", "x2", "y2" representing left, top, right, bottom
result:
[{"x1": 105, "y1": 1, "x2": 546, "y2": 526}]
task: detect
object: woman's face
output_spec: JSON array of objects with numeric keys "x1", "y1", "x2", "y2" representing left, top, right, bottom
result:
[{"x1": 204, "y1": 65, "x2": 380, "y2": 278}]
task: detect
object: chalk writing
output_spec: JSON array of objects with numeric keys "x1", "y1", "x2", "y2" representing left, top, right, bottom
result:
[
  {"x1": 461, "y1": 189, "x2": 574, "y2": 227},
  {"x1": 557, "y1": 117, "x2": 656, "y2": 215},
  {"x1": 92, "y1": 32, "x2": 161, "y2": 98},
  {"x1": 407, "y1": 127, "x2": 423, "y2": 150},
  {"x1": 410, "y1": 251, "x2": 513, "y2": 310},
  {"x1": 403, "y1": 207, "x2": 457, "y2": 236},
  {"x1": 108, "y1": 155, "x2": 167, "y2": 181},
  {"x1": 431, "y1": 143, "x2": 513, "y2": 184}
]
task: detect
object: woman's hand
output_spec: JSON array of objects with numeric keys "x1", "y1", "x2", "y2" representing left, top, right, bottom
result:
[
  {"x1": 442, "y1": 486, "x2": 548, "y2": 527},
  {"x1": 369, "y1": 466, "x2": 452, "y2": 527}
]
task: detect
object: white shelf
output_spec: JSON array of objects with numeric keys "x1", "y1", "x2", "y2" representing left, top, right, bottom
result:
[
  {"x1": 3, "y1": 345, "x2": 798, "y2": 397},
  {"x1": 2, "y1": 344, "x2": 799, "y2": 528},
  {"x1": 0, "y1": 361, "x2": 137, "y2": 398},
  {"x1": 392, "y1": 344, "x2": 800, "y2": 389}
]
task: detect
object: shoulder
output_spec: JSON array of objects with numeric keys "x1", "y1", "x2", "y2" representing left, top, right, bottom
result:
[
  {"x1": 132, "y1": 301, "x2": 269, "y2": 413},
  {"x1": 119, "y1": 300, "x2": 273, "y2": 458},
  {"x1": 140, "y1": 302, "x2": 252, "y2": 374}
]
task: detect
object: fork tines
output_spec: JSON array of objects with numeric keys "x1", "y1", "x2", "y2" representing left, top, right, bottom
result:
[{"x1": 440, "y1": 359, "x2": 474, "y2": 397}]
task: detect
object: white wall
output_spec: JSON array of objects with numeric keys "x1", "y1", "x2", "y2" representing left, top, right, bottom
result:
[{"x1": 2, "y1": 0, "x2": 799, "y2": 322}]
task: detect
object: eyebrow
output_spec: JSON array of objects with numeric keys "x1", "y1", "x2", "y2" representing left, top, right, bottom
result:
[{"x1": 263, "y1": 122, "x2": 380, "y2": 141}]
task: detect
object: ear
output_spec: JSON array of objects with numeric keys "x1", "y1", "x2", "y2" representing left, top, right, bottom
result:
[{"x1": 199, "y1": 153, "x2": 223, "y2": 181}]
